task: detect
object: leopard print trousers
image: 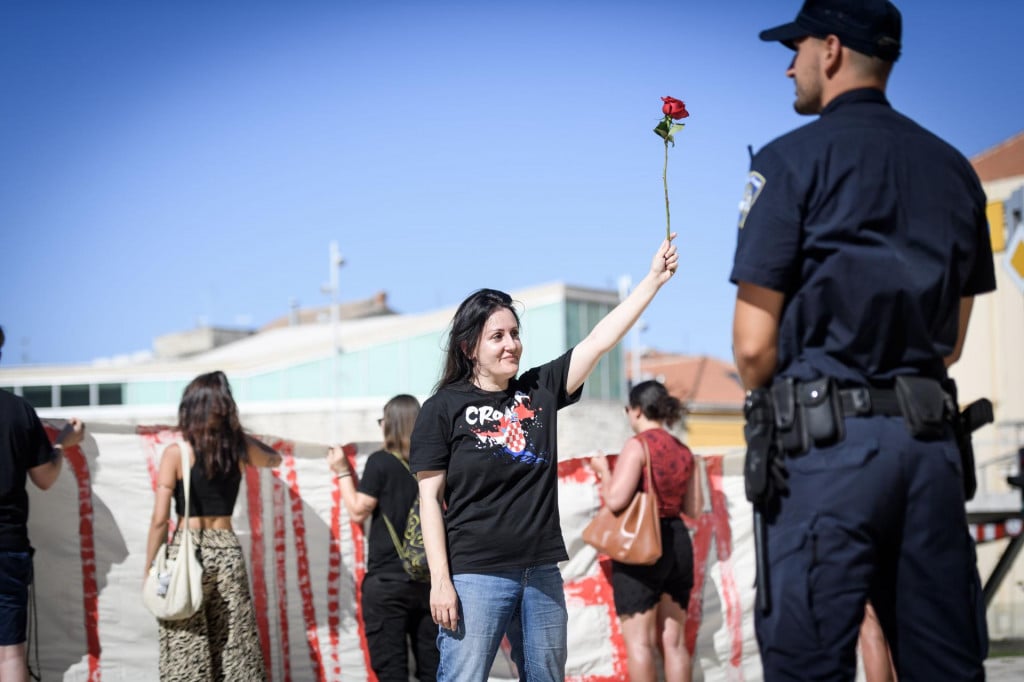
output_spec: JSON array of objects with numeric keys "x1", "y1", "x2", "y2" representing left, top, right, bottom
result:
[{"x1": 158, "y1": 529, "x2": 266, "y2": 681}]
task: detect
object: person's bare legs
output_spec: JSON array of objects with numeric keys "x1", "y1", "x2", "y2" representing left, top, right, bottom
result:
[
  {"x1": 620, "y1": 606, "x2": 659, "y2": 682},
  {"x1": 0, "y1": 643, "x2": 29, "y2": 682},
  {"x1": 657, "y1": 594, "x2": 692, "y2": 682},
  {"x1": 860, "y1": 602, "x2": 896, "y2": 682}
]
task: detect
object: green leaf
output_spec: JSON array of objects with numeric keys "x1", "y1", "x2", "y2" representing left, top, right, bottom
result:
[
  {"x1": 653, "y1": 119, "x2": 671, "y2": 140},
  {"x1": 670, "y1": 123, "x2": 686, "y2": 136}
]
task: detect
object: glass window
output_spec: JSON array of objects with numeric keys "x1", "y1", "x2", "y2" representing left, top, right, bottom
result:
[
  {"x1": 98, "y1": 384, "x2": 123, "y2": 406},
  {"x1": 60, "y1": 384, "x2": 90, "y2": 407},
  {"x1": 23, "y1": 386, "x2": 53, "y2": 409}
]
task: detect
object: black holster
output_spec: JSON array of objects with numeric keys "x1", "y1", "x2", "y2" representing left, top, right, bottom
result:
[
  {"x1": 771, "y1": 377, "x2": 845, "y2": 455},
  {"x1": 940, "y1": 378, "x2": 993, "y2": 501},
  {"x1": 894, "y1": 375, "x2": 950, "y2": 440},
  {"x1": 743, "y1": 388, "x2": 776, "y2": 505},
  {"x1": 743, "y1": 387, "x2": 779, "y2": 614}
]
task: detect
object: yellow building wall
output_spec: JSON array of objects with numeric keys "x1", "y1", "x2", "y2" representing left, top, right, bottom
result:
[
  {"x1": 686, "y1": 414, "x2": 745, "y2": 449},
  {"x1": 987, "y1": 201, "x2": 1006, "y2": 252}
]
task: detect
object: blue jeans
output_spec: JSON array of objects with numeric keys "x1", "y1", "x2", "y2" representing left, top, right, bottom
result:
[{"x1": 437, "y1": 564, "x2": 567, "y2": 682}]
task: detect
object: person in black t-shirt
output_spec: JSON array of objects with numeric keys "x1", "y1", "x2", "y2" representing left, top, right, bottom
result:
[
  {"x1": 328, "y1": 395, "x2": 438, "y2": 682},
  {"x1": 0, "y1": 325, "x2": 85, "y2": 682},
  {"x1": 411, "y1": 236, "x2": 678, "y2": 681}
]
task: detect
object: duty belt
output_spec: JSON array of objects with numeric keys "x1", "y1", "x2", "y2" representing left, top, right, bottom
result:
[{"x1": 838, "y1": 387, "x2": 902, "y2": 418}]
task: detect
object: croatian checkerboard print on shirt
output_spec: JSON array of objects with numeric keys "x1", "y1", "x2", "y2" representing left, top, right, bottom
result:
[{"x1": 464, "y1": 392, "x2": 547, "y2": 464}]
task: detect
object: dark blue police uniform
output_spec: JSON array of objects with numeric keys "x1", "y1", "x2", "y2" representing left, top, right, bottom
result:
[{"x1": 732, "y1": 87, "x2": 996, "y2": 679}]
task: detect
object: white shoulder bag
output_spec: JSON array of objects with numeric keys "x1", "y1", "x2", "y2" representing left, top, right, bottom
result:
[{"x1": 143, "y1": 441, "x2": 204, "y2": 620}]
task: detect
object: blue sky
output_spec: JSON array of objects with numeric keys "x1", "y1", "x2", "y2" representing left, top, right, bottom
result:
[{"x1": 1, "y1": 0, "x2": 1021, "y2": 367}]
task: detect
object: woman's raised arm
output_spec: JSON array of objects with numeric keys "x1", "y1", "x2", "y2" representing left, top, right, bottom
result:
[{"x1": 567, "y1": 235, "x2": 678, "y2": 394}]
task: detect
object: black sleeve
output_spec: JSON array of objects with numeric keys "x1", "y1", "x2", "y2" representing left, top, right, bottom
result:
[
  {"x1": 356, "y1": 451, "x2": 385, "y2": 499},
  {"x1": 19, "y1": 401, "x2": 57, "y2": 469},
  {"x1": 962, "y1": 178, "x2": 997, "y2": 297},
  {"x1": 521, "y1": 348, "x2": 583, "y2": 409},
  {"x1": 409, "y1": 393, "x2": 452, "y2": 474},
  {"x1": 730, "y1": 145, "x2": 803, "y2": 294}
]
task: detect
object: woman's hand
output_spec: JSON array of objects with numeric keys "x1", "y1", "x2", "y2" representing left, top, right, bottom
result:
[
  {"x1": 589, "y1": 452, "x2": 611, "y2": 483},
  {"x1": 651, "y1": 232, "x2": 679, "y2": 284},
  {"x1": 326, "y1": 445, "x2": 351, "y2": 477},
  {"x1": 430, "y1": 577, "x2": 460, "y2": 631}
]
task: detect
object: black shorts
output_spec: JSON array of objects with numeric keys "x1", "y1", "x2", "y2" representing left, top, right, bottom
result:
[
  {"x1": 0, "y1": 550, "x2": 33, "y2": 645},
  {"x1": 611, "y1": 517, "x2": 693, "y2": 617}
]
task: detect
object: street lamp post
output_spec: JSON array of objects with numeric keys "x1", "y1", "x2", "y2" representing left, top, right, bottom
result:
[
  {"x1": 617, "y1": 275, "x2": 643, "y2": 395},
  {"x1": 321, "y1": 241, "x2": 345, "y2": 442}
]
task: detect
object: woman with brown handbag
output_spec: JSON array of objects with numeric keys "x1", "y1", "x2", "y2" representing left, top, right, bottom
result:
[{"x1": 589, "y1": 380, "x2": 703, "y2": 682}]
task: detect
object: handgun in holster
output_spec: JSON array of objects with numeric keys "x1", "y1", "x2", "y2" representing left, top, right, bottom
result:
[
  {"x1": 743, "y1": 388, "x2": 781, "y2": 614},
  {"x1": 942, "y1": 379, "x2": 993, "y2": 501}
]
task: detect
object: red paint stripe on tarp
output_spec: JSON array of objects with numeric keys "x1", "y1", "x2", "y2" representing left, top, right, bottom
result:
[
  {"x1": 50, "y1": 427, "x2": 101, "y2": 681},
  {"x1": 272, "y1": 473, "x2": 293, "y2": 682},
  {"x1": 563, "y1": 563, "x2": 628, "y2": 682},
  {"x1": 562, "y1": 461, "x2": 629, "y2": 682},
  {"x1": 344, "y1": 446, "x2": 376, "y2": 681},
  {"x1": 687, "y1": 504, "x2": 712, "y2": 656},
  {"x1": 708, "y1": 456, "x2": 744, "y2": 670},
  {"x1": 245, "y1": 465, "x2": 273, "y2": 678},
  {"x1": 327, "y1": 469, "x2": 343, "y2": 679},
  {"x1": 278, "y1": 448, "x2": 326, "y2": 681},
  {"x1": 686, "y1": 457, "x2": 743, "y2": 673},
  {"x1": 557, "y1": 456, "x2": 599, "y2": 484}
]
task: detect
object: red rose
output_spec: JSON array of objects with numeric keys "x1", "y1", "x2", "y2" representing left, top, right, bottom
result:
[{"x1": 661, "y1": 96, "x2": 689, "y2": 120}]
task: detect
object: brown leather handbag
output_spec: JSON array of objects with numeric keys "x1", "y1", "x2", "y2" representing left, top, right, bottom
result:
[{"x1": 582, "y1": 437, "x2": 662, "y2": 565}]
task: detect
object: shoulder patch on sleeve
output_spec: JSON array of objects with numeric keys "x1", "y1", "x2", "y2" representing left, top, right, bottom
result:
[{"x1": 737, "y1": 171, "x2": 766, "y2": 229}]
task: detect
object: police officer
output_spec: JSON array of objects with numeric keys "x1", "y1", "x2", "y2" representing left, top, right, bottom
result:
[{"x1": 730, "y1": 1, "x2": 995, "y2": 679}]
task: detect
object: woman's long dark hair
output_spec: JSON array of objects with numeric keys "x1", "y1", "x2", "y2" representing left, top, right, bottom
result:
[
  {"x1": 177, "y1": 371, "x2": 247, "y2": 478},
  {"x1": 382, "y1": 394, "x2": 420, "y2": 457},
  {"x1": 629, "y1": 380, "x2": 684, "y2": 428},
  {"x1": 436, "y1": 288, "x2": 520, "y2": 391}
]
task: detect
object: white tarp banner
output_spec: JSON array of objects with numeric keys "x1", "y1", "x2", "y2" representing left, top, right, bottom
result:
[{"x1": 28, "y1": 421, "x2": 761, "y2": 681}]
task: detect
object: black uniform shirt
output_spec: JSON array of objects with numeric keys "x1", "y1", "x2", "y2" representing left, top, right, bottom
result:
[{"x1": 731, "y1": 88, "x2": 996, "y2": 384}]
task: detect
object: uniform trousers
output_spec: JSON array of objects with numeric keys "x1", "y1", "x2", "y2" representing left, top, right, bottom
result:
[{"x1": 755, "y1": 415, "x2": 986, "y2": 681}]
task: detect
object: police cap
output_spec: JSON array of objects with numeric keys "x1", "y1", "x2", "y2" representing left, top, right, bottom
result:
[{"x1": 759, "y1": 0, "x2": 902, "y2": 62}]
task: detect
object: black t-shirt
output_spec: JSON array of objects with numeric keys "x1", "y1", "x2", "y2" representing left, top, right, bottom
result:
[
  {"x1": 410, "y1": 348, "x2": 582, "y2": 573},
  {"x1": 0, "y1": 390, "x2": 57, "y2": 551},
  {"x1": 358, "y1": 449, "x2": 419, "y2": 577},
  {"x1": 731, "y1": 88, "x2": 997, "y2": 384}
]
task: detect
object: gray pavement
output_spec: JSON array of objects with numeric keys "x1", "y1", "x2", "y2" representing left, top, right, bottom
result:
[{"x1": 985, "y1": 655, "x2": 1024, "y2": 681}]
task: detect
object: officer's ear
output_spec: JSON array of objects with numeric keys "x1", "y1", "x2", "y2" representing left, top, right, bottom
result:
[{"x1": 822, "y1": 34, "x2": 843, "y2": 77}]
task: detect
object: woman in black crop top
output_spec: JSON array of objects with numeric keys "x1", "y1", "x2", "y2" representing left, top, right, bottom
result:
[
  {"x1": 327, "y1": 394, "x2": 438, "y2": 682},
  {"x1": 144, "y1": 371, "x2": 281, "y2": 681}
]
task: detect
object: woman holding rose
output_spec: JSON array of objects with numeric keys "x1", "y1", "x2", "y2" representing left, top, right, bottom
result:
[{"x1": 410, "y1": 235, "x2": 678, "y2": 681}]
